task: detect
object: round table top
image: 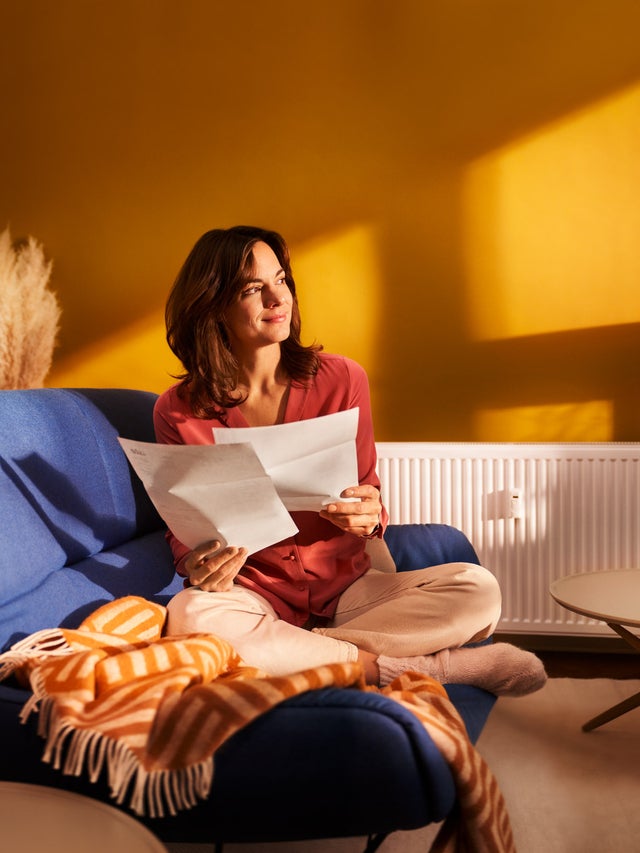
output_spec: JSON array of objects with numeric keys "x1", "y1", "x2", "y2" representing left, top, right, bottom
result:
[
  {"x1": 550, "y1": 568, "x2": 640, "y2": 627},
  {"x1": 0, "y1": 782, "x2": 167, "y2": 853}
]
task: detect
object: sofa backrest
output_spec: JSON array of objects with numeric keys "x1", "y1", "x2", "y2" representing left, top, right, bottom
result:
[{"x1": 0, "y1": 388, "x2": 180, "y2": 649}]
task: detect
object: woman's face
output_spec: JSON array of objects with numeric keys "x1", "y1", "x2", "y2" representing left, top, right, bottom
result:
[{"x1": 224, "y1": 241, "x2": 293, "y2": 356}]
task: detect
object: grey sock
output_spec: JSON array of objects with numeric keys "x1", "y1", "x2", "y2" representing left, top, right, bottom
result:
[{"x1": 377, "y1": 644, "x2": 547, "y2": 696}]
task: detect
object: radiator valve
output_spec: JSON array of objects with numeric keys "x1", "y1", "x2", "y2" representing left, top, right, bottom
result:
[{"x1": 508, "y1": 488, "x2": 524, "y2": 519}]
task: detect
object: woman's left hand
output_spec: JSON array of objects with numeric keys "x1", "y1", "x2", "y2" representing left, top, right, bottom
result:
[{"x1": 319, "y1": 484, "x2": 382, "y2": 537}]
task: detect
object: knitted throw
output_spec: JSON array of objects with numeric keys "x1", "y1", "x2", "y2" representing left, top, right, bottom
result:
[{"x1": 0, "y1": 596, "x2": 514, "y2": 852}]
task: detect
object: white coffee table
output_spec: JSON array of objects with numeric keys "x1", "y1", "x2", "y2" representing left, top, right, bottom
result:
[
  {"x1": 0, "y1": 782, "x2": 168, "y2": 853},
  {"x1": 550, "y1": 568, "x2": 640, "y2": 731}
]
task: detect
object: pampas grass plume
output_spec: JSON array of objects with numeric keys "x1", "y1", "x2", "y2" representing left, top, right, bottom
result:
[{"x1": 0, "y1": 227, "x2": 61, "y2": 389}]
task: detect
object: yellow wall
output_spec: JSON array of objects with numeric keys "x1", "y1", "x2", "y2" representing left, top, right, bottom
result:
[{"x1": 2, "y1": 0, "x2": 639, "y2": 441}]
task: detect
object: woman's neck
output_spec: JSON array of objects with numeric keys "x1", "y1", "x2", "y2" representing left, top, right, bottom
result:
[{"x1": 235, "y1": 346, "x2": 291, "y2": 426}]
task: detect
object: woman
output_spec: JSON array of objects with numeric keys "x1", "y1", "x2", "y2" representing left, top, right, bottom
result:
[{"x1": 155, "y1": 225, "x2": 546, "y2": 695}]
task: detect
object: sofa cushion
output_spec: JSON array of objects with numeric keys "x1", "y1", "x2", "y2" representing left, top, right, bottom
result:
[
  {"x1": 0, "y1": 388, "x2": 168, "y2": 649},
  {"x1": 0, "y1": 530, "x2": 182, "y2": 650}
]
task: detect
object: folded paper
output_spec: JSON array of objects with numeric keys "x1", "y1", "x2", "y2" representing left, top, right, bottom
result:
[
  {"x1": 118, "y1": 439, "x2": 298, "y2": 554},
  {"x1": 118, "y1": 408, "x2": 359, "y2": 553},
  {"x1": 213, "y1": 407, "x2": 359, "y2": 511}
]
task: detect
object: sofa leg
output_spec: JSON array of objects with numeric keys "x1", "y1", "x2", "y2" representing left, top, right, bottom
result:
[
  {"x1": 214, "y1": 842, "x2": 224, "y2": 853},
  {"x1": 363, "y1": 833, "x2": 388, "y2": 852}
]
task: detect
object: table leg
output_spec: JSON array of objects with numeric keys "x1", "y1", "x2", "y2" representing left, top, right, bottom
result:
[
  {"x1": 582, "y1": 621, "x2": 640, "y2": 732},
  {"x1": 607, "y1": 622, "x2": 640, "y2": 652},
  {"x1": 583, "y1": 688, "x2": 640, "y2": 731}
]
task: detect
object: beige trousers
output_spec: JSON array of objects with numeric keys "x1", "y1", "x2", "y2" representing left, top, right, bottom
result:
[{"x1": 166, "y1": 563, "x2": 501, "y2": 677}]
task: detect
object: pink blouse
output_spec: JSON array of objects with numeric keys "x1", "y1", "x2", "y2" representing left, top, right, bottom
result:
[{"x1": 153, "y1": 353, "x2": 388, "y2": 626}]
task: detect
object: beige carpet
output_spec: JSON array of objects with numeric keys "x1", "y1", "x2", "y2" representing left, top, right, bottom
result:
[
  {"x1": 476, "y1": 677, "x2": 640, "y2": 853},
  {"x1": 166, "y1": 678, "x2": 640, "y2": 853}
]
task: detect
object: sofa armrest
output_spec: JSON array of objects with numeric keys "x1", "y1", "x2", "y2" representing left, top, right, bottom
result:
[
  {"x1": 0, "y1": 679, "x2": 495, "y2": 844},
  {"x1": 384, "y1": 523, "x2": 480, "y2": 572}
]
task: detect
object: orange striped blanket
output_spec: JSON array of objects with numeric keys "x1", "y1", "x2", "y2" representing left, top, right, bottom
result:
[{"x1": 0, "y1": 596, "x2": 514, "y2": 852}]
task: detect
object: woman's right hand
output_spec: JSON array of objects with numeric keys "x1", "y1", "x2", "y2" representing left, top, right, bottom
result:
[{"x1": 183, "y1": 540, "x2": 248, "y2": 592}]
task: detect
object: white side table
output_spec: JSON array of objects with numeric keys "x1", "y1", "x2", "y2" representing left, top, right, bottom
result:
[
  {"x1": 550, "y1": 568, "x2": 640, "y2": 731},
  {"x1": 0, "y1": 782, "x2": 168, "y2": 853}
]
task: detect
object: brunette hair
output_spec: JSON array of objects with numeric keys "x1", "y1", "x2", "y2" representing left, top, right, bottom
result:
[{"x1": 165, "y1": 225, "x2": 321, "y2": 418}]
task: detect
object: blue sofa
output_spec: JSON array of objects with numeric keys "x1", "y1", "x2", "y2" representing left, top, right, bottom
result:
[{"x1": 0, "y1": 388, "x2": 495, "y2": 849}]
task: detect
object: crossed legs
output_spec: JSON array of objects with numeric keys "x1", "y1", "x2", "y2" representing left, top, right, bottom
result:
[{"x1": 166, "y1": 563, "x2": 546, "y2": 696}]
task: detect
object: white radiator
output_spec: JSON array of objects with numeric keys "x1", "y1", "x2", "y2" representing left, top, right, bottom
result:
[{"x1": 376, "y1": 443, "x2": 640, "y2": 636}]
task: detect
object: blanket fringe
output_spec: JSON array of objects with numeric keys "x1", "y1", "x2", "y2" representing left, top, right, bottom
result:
[
  {"x1": 18, "y1": 660, "x2": 62, "y2": 723},
  {"x1": 129, "y1": 761, "x2": 213, "y2": 818},
  {"x1": 0, "y1": 628, "x2": 71, "y2": 680},
  {"x1": 27, "y1": 694, "x2": 214, "y2": 817}
]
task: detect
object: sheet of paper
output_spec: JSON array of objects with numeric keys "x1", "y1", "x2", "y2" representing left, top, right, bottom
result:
[
  {"x1": 118, "y1": 438, "x2": 298, "y2": 554},
  {"x1": 213, "y1": 408, "x2": 360, "y2": 511}
]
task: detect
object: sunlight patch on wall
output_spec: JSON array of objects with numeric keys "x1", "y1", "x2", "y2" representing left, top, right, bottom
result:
[
  {"x1": 473, "y1": 400, "x2": 613, "y2": 442},
  {"x1": 293, "y1": 223, "x2": 382, "y2": 374},
  {"x1": 47, "y1": 313, "x2": 181, "y2": 393},
  {"x1": 463, "y1": 82, "x2": 640, "y2": 341}
]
